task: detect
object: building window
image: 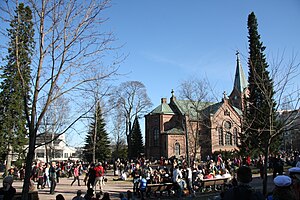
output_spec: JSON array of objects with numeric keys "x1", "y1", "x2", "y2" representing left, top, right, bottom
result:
[
  {"x1": 174, "y1": 142, "x2": 180, "y2": 156},
  {"x1": 218, "y1": 128, "x2": 224, "y2": 145},
  {"x1": 55, "y1": 152, "x2": 62, "y2": 158},
  {"x1": 225, "y1": 132, "x2": 232, "y2": 145},
  {"x1": 36, "y1": 153, "x2": 44, "y2": 158},
  {"x1": 233, "y1": 128, "x2": 238, "y2": 145},
  {"x1": 224, "y1": 121, "x2": 231, "y2": 129},
  {"x1": 224, "y1": 109, "x2": 230, "y2": 116},
  {"x1": 64, "y1": 153, "x2": 68, "y2": 158},
  {"x1": 153, "y1": 129, "x2": 159, "y2": 146}
]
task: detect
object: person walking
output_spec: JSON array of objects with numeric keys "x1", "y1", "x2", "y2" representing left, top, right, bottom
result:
[
  {"x1": 43, "y1": 163, "x2": 51, "y2": 188},
  {"x1": 49, "y1": 162, "x2": 57, "y2": 195},
  {"x1": 71, "y1": 164, "x2": 81, "y2": 186},
  {"x1": 37, "y1": 165, "x2": 44, "y2": 189},
  {"x1": 94, "y1": 162, "x2": 104, "y2": 194},
  {"x1": 87, "y1": 163, "x2": 96, "y2": 190},
  {"x1": 132, "y1": 164, "x2": 141, "y2": 196}
]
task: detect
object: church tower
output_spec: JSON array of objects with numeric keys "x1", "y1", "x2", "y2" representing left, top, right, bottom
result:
[{"x1": 229, "y1": 51, "x2": 248, "y2": 110}]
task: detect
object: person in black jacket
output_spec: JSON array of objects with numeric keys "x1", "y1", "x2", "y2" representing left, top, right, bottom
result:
[
  {"x1": 0, "y1": 176, "x2": 16, "y2": 200},
  {"x1": 49, "y1": 162, "x2": 57, "y2": 194},
  {"x1": 87, "y1": 163, "x2": 96, "y2": 190},
  {"x1": 222, "y1": 166, "x2": 264, "y2": 200}
]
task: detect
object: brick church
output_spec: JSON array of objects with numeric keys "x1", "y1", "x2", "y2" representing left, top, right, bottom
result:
[{"x1": 145, "y1": 52, "x2": 248, "y2": 161}]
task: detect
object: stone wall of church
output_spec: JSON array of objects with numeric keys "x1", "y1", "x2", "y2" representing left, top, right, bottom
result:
[
  {"x1": 145, "y1": 114, "x2": 160, "y2": 159},
  {"x1": 166, "y1": 134, "x2": 186, "y2": 158},
  {"x1": 210, "y1": 100, "x2": 241, "y2": 154}
]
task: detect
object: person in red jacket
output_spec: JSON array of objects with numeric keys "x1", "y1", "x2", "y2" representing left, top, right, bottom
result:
[{"x1": 94, "y1": 162, "x2": 104, "y2": 194}]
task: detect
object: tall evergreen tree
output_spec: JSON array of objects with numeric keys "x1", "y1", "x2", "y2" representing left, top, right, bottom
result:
[
  {"x1": 0, "y1": 3, "x2": 34, "y2": 161},
  {"x1": 130, "y1": 116, "x2": 144, "y2": 158},
  {"x1": 83, "y1": 102, "x2": 111, "y2": 163},
  {"x1": 241, "y1": 12, "x2": 277, "y2": 195},
  {"x1": 241, "y1": 12, "x2": 277, "y2": 153}
]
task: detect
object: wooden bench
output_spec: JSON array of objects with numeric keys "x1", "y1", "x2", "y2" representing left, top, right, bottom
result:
[
  {"x1": 199, "y1": 177, "x2": 229, "y2": 192},
  {"x1": 146, "y1": 183, "x2": 174, "y2": 197},
  {"x1": 13, "y1": 191, "x2": 39, "y2": 200}
]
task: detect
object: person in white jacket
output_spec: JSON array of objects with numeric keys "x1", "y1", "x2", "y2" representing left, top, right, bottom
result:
[{"x1": 43, "y1": 163, "x2": 51, "y2": 188}]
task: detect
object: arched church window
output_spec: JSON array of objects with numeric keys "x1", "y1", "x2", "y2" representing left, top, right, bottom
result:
[
  {"x1": 224, "y1": 121, "x2": 231, "y2": 129},
  {"x1": 153, "y1": 128, "x2": 159, "y2": 146},
  {"x1": 233, "y1": 128, "x2": 238, "y2": 145},
  {"x1": 218, "y1": 128, "x2": 224, "y2": 145},
  {"x1": 225, "y1": 132, "x2": 232, "y2": 145},
  {"x1": 174, "y1": 142, "x2": 180, "y2": 156}
]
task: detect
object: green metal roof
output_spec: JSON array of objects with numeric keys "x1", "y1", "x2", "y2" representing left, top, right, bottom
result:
[
  {"x1": 173, "y1": 100, "x2": 215, "y2": 120},
  {"x1": 150, "y1": 103, "x2": 175, "y2": 114},
  {"x1": 232, "y1": 106, "x2": 243, "y2": 115},
  {"x1": 163, "y1": 127, "x2": 184, "y2": 134},
  {"x1": 149, "y1": 96, "x2": 242, "y2": 119}
]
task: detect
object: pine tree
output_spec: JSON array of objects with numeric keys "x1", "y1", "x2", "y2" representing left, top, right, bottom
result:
[
  {"x1": 241, "y1": 12, "x2": 277, "y2": 154},
  {"x1": 130, "y1": 116, "x2": 144, "y2": 158},
  {"x1": 0, "y1": 3, "x2": 34, "y2": 160},
  {"x1": 83, "y1": 102, "x2": 111, "y2": 163},
  {"x1": 241, "y1": 12, "x2": 277, "y2": 195}
]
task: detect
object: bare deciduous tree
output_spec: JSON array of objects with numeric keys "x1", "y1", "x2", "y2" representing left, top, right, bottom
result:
[
  {"x1": 111, "y1": 81, "x2": 152, "y2": 159},
  {"x1": 111, "y1": 103, "x2": 127, "y2": 160},
  {"x1": 1, "y1": 0, "x2": 121, "y2": 198},
  {"x1": 178, "y1": 77, "x2": 213, "y2": 161}
]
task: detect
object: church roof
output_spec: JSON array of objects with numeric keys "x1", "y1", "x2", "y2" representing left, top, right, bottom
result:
[
  {"x1": 150, "y1": 102, "x2": 175, "y2": 114},
  {"x1": 163, "y1": 127, "x2": 184, "y2": 134},
  {"x1": 173, "y1": 100, "x2": 215, "y2": 120},
  {"x1": 200, "y1": 102, "x2": 223, "y2": 116},
  {"x1": 233, "y1": 51, "x2": 248, "y2": 93},
  {"x1": 232, "y1": 106, "x2": 243, "y2": 115}
]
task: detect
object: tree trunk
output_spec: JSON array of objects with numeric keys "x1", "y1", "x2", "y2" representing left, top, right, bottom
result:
[
  {"x1": 5, "y1": 143, "x2": 12, "y2": 175},
  {"x1": 127, "y1": 132, "x2": 131, "y2": 159},
  {"x1": 262, "y1": 144, "x2": 269, "y2": 196},
  {"x1": 21, "y1": 130, "x2": 36, "y2": 200},
  {"x1": 127, "y1": 120, "x2": 132, "y2": 159}
]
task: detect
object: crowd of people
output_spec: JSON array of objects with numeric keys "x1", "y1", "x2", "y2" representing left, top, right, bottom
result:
[{"x1": 0, "y1": 152, "x2": 300, "y2": 199}]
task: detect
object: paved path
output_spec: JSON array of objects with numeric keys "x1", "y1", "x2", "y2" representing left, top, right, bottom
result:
[
  {"x1": 13, "y1": 172, "x2": 132, "y2": 200},
  {"x1": 12, "y1": 171, "x2": 276, "y2": 200}
]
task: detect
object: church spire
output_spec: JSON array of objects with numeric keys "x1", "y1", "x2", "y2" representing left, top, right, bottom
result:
[
  {"x1": 233, "y1": 50, "x2": 248, "y2": 93},
  {"x1": 229, "y1": 51, "x2": 248, "y2": 110}
]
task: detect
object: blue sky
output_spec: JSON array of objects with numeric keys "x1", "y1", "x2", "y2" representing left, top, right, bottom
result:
[
  {"x1": 104, "y1": 0, "x2": 299, "y2": 106},
  {"x1": 1, "y1": 1, "x2": 299, "y2": 147},
  {"x1": 2, "y1": 0, "x2": 296, "y2": 147},
  {"x1": 73, "y1": 0, "x2": 300, "y2": 147}
]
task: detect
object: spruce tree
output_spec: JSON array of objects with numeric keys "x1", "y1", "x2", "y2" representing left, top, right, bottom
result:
[
  {"x1": 83, "y1": 102, "x2": 111, "y2": 163},
  {"x1": 130, "y1": 116, "x2": 144, "y2": 158},
  {"x1": 241, "y1": 12, "x2": 277, "y2": 153},
  {"x1": 241, "y1": 12, "x2": 277, "y2": 195},
  {"x1": 0, "y1": 3, "x2": 34, "y2": 160}
]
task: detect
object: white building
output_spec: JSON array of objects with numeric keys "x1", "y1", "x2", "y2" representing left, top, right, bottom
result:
[{"x1": 34, "y1": 133, "x2": 79, "y2": 163}]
